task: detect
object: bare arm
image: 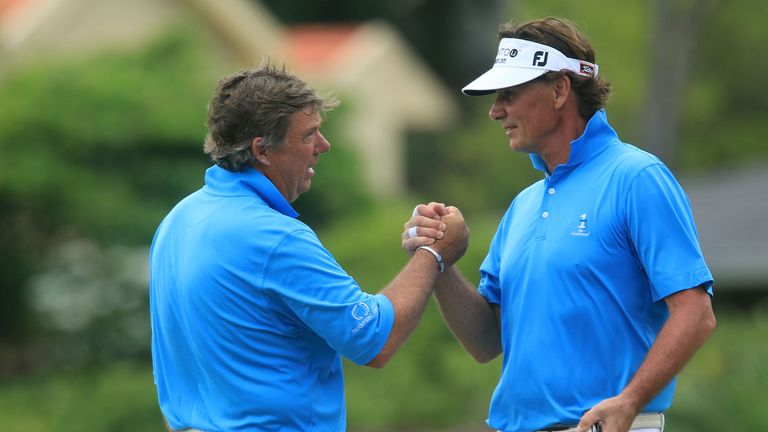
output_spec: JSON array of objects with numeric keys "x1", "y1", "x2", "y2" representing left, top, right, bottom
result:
[
  {"x1": 402, "y1": 203, "x2": 502, "y2": 363},
  {"x1": 365, "y1": 251, "x2": 439, "y2": 368},
  {"x1": 433, "y1": 267, "x2": 502, "y2": 363},
  {"x1": 367, "y1": 207, "x2": 469, "y2": 368},
  {"x1": 577, "y1": 285, "x2": 716, "y2": 432}
]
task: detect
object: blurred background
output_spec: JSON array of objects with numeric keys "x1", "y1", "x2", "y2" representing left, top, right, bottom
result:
[{"x1": 1, "y1": 0, "x2": 767, "y2": 430}]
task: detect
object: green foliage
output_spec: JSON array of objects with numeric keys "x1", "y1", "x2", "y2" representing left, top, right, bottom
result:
[
  {"x1": 0, "y1": 363, "x2": 163, "y2": 432},
  {"x1": 406, "y1": 98, "x2": 542, "y2": 216},
  {"x1": 0, "y1": 26, "x2": 370, "y2": 347},
  {"x1": 0, "y1": 30, "x2": 218, "y2": 244},
  {"x1": 0, "y1": 28, "x2": 216, "y2": 344},
  {"x1": 27, "y1": 241, "x2": 151, "y2": 370},
  {"x1": 0, "y1": 28, "x2": 369, "y2": 246},
  {"x1": 678, "y1": 0, "x2": 768, "y2": 169},
  {"x1": 666, "y1": 304, "x2": 768, "y2": 430},
  {"x1": 511, "y1": 0, "x2": 768, "y2": 171}
]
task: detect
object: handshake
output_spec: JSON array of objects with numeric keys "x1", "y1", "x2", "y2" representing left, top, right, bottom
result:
[{"x1": 401, "y1": 202, "x2": 470, "y2": 272}]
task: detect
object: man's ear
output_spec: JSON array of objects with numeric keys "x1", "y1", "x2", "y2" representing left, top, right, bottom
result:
[
  {"x1": 553, "y1": 74, "x2": 572, "y2": 110},
  {"x1": 252, "y1": 137, "x2": 271, "y2": 166}
]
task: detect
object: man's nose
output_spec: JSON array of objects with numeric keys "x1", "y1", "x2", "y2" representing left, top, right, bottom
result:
[
  {"x1": 317, "y1": 132, "x2": 331, "y2": 153},
  {"x1": 489, "y1": 96, "x2": 506, "y2": 120}
]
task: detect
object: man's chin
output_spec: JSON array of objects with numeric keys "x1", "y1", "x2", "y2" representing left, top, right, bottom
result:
[{"x1": 298, "y1": 181, "x2": 312, "y2": 196}]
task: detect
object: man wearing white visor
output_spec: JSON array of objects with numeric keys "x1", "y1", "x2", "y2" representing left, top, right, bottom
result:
[{"x1": 402, "y1": 17, "x2": 716, "y2": 432}]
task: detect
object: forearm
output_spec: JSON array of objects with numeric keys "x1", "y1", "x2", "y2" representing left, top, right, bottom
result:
[
  {"x1": 368, "y1": 249, "x2": 441, "y2": 367},
  {"x1": 620, "y1": 287, "x2": 716, "y2": 410},
  {"x1": 433, "y1": 267, "x2": 501, "y2": 363},
  {"x1": 577, "y1": 286, "x2": 716, "y2": 431}
]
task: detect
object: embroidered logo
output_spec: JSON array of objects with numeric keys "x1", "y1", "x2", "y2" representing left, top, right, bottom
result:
[
  {"x1": 351, "y1": 302, "x2": 370, "y2": 320},
  {"x1": 351, "y1": 301, "x2": 378, "y2": 334},
  {"x1": 571, "y1": 213, "x2": 591, "y2": 237}
]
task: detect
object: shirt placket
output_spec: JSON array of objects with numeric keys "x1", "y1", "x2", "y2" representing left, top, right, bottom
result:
[{"x1": 534, "y1": 176, "x2": 559, "y2": 241}]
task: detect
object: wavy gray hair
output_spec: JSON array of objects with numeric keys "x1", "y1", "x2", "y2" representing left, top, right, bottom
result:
[{"x1": 203, "y1": 63, "x2": 338, "y2": 171}]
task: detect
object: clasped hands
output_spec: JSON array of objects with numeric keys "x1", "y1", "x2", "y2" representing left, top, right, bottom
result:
[{"x1": 401, "y1": 202, "x2": 469, "y2": 270}]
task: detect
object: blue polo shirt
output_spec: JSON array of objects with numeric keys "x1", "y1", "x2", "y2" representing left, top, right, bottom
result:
[
  {"x1": 149, "y1": 165, "x2": 394, "y2": 432},
  {"x1": 478, "y1": 110, "x2": 713, "y2": 432}
]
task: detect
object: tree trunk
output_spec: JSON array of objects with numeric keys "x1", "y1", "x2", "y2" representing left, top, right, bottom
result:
[{"x1": 642, "y1": 0, "x2": 713, "y2": 167}]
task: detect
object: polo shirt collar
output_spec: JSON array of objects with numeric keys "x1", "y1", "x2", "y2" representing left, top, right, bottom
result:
[
  {"x1": 203, "y1": 165, "x2": 299, "y2": 218},
  {"x1": 530, "y1": 109, "x2": 618, "y2": 175}
]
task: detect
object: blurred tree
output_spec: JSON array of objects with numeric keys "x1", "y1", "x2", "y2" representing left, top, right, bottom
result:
[
  {"x1": 641, "y1": 0, "x2": 715, "y2": 166},
  {"x1": 406, "y1": 98, "x2": 540, "y2": 216},
  {"x1": 678, "y1": 0, "x2": 768, "y2": 170},
  {"x1": 0, "y1": 26, "x2": 369, "y2": 370},
  {"x1": 0, "y1": 195, "x2": 42, "y2": 344},
  {"x1": 0, "y1": 29, "x2": 213, "y2": 368}
]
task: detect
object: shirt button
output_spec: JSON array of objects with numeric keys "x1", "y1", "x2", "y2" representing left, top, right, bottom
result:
[
  {"x1": 548, "y1": 188, "x2": 556, "y2": 195},
  {"x1": 542, "y1": 211, "x2": 550, "y2": 218}
]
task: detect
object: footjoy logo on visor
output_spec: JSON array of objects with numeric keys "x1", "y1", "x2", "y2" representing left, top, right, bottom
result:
[{"x1": 533, "y1": 51, "x2": 549, "y2": 66}]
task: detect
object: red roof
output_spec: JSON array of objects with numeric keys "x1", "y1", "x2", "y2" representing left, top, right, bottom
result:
[
  {"x1": 0, "y1": 0, "x2": 18, "y2": 14},
  {"x1": 286, "y1": 24, "x2": 361, "y2": 72},
  {"x1": 0, "y1": 0, "x2": 32, "y2": 17}
]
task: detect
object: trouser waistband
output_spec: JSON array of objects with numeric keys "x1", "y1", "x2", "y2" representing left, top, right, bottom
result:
[{"x1": 538, "y1": 412, "x2": 665, "y2": 432}]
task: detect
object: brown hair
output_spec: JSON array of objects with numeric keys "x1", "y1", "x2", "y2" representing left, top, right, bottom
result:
[
  {"x1": 204, "y1": 62, "x2": 338, "y2": 171},
  {"x1": 499, "y1": 17, "x2": 611, "y2": 119}
]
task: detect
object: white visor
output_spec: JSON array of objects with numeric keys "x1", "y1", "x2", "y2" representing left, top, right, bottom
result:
[{"x1": 462, "y1": 38, "x2": 599, "y2": 96}]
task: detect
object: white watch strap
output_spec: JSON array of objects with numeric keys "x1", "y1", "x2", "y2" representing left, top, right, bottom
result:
[{"x1": 416, "y1": 245, "x2": 444, "y2": 273}]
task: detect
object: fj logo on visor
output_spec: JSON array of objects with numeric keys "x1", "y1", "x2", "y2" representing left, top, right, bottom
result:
[{"x1": 533, "y1": 51, "x2": 549, "y2": 66}]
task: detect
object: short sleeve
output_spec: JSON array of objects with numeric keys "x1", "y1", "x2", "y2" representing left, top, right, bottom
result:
[
  {"x1": 264, "y1": 229, "x2": 394, "y2": 365},
  {"x1": 625, "y1": 164, "x2": 714, "y2": 301}
]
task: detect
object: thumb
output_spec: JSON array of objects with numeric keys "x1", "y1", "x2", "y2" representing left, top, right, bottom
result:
[{"x1": 577, "y1": 410, "x2": 601, "y2": 432}]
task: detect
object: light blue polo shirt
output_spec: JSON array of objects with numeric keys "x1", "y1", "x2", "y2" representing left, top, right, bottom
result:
[
  {"x1": 150, "y1": 165, "x2": 394, "y2": 432},
  {"x1": 478, "y1": 110, "x2": 713, "y2": 432}
]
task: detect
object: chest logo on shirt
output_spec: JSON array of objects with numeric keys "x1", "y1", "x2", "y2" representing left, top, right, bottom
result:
[{"x1": 571, "y1": 213, "x2": 591, "y2": 237}]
